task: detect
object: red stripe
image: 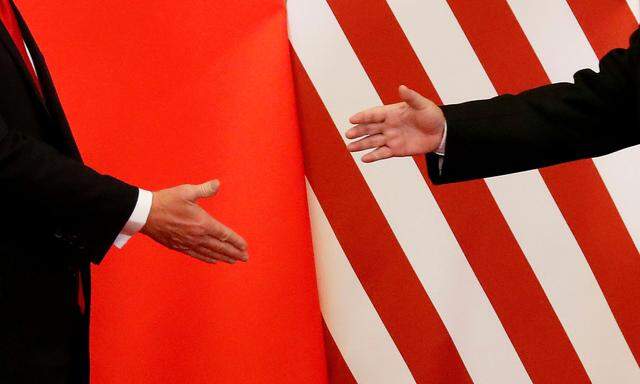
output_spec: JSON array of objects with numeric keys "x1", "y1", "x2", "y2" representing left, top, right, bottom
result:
[
  {"x1": 446, "y1": 1, "x2": 549, "y2": 94},
  {"x1": 449, "y1": 0, "x2": 640, "y2": 363},
  {"x1": 327, "y1": 1, "x2": 591, "y2": 382},
  {"x1": 322, "y1": 320, "x2": 357, "y2": 384},
  {"x1": 292, "y1": 53, "x2": 473, "y2": 383},
  {"x1": 566, "y1": 0, "x2": 638, "y2": 59}
]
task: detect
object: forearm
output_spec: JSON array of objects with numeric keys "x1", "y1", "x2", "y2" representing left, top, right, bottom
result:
[
  {"x1": 0, "y1": 127, "x2": 138, "y2": 264},
  {"x1": 429, "y1": 30, "x2": 640, "y2": 184}
]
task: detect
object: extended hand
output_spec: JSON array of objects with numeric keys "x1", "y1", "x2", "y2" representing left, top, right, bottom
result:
[
  {"x1": 346, "y1": 85, "x2": 445, "y2": 162},
  {"x1": 141, "y1": 180, "x2": 249, "y2": 264}
]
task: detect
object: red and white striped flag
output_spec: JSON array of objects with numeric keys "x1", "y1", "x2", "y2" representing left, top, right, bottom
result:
[{"x1": 289, "y1": 1, "x2": 640, "y2": 383}]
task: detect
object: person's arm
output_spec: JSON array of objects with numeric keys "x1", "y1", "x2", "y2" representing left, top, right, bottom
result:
[
  {"x1": 0, "y1": 118, "x2": 138, "y2": 264},
  {"x1": 347, "y1": 28, "x2": 640, "y2": 184},
  {"x1": 0, "y1": 117, "x2": 248, "y2": 266},
  {"x1": 113, "y1": 188, "x2": 153, "y2": 248},
  {"x1": 430, "y1": 27, "x2": 639, "y2": 183}
]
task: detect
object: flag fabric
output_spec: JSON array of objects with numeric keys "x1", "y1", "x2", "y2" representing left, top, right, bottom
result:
[
  {"x1": 289, "y1": 0, "x2": 640, "y2": 383},
  {"x1": 14, "y1": 0, "x2": 640, "y2": 383},
  {"x1": 20, "y1": 1, "x2": 328, "y2": 383}
]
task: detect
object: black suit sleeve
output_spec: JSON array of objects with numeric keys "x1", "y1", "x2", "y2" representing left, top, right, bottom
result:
[
  {"x1": 427, "y1": 27, "x2": 640, "y2": 184},
  {"x1": 0, "y1": 118, "x2": 138, "y2": 265}
]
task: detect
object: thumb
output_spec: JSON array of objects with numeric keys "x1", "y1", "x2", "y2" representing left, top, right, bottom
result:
[
  {"x1": 399, "y1": 85, "x2": 429, "y2": 110},
  {"x1": 189, "y1": 180, "x2": 220, "y2": 201}
]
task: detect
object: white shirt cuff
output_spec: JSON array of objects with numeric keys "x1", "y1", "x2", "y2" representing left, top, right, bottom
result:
[
  {"x1": 434, "y1": 121, "x2": 447, "y2": 156},
  {"x1": 114, "y1": 188, "x2": 153, "y2": 249},
  {"x1": 435, "y1": 122, "x2": 447, "y2": 174}
]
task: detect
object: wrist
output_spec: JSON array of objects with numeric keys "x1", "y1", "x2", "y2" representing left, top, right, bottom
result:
[{"x1": 140, "y1": 191, "x2": 156, "y2": 235}]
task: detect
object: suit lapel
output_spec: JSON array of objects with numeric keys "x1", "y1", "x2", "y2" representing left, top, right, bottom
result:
[
  {"x1": 10, "y1": 0, "x2": 82, "y2": 160},
  {"x1": 0, "y1": 8, "x2": 48, "y2": 117}
]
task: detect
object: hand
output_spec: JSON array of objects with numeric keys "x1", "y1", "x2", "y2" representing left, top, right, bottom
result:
[
  {"x1": 141, "y1": 180, "x2": 249, "y2": 264},
  {"x1": 346, "y1": 85, "x2": 446, "y2": 162}
]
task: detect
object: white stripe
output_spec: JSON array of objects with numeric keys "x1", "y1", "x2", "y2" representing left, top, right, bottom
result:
[
  {"x1": 626, "y1": 0, "x2": 640, "y2": 22},
  {"x1": 508, "y1": 1, "x2": 598, "y2": 77},
  {"x1": 306, "y1": 182, "x2": 416, "y2": 384},
  {"x1": 388, "y1": 0, "x2": 640, "y2": 382},
  {"x1": 288, "y1": 1, "x2": 532, "y2": 383},
  {"x1": 386, "y1": 0, "x2": 495, "y2": 104},
  {"x1": 507, "y1": 0, "x2": 640, "y2": 253}
]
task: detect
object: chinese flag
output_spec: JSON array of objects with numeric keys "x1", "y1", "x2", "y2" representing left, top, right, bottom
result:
[{"x1": 19, "y1": 1, "x2": 327, "y2": 383}]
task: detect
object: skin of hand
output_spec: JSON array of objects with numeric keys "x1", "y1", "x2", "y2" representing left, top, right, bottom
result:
[
  {"x1": 346, "y1": 85, "x2": 446, "y2": 163},
  {"x1": 140, "y1": 180, "x2": 249, "y2": 265}
]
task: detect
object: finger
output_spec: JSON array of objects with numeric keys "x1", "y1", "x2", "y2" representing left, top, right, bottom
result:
[
  {"x1": 349, "y1": 106, "x2": 387, "y2": 125},
  {"x1": 362, "y1": 146, "x2": 394, "y2": 163},
  {"x1": 347, "y1": 134, "x2": 387, "y2": 152},
  {"x1": 200, "y1": 214, "x2": 248, "y2": 252},
  {"x1": 399, "y1": 85, "x2": 429, "y2": 110},
  {"x1": 186, "y1": 250, "x2": 219, "y2": 264},
  {"x1": 188, "y1": 180, "x2": 221, "y2": 201},
  {"x1": 213, "y1": 222, "x2": 248, "y2": 252},
  {"x1": 345, "y1": 123, "x2": 384, "y2": 139},
  {"x1": 194, "y1": 247, "x2": 238, "y2": 264},
  {"x1": 203, "y1": 237, "x2": 249, "y2": 262}
]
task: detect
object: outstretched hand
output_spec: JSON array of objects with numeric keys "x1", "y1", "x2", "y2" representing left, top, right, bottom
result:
[
  {"x1": 141, "y1": 180, "x2": 249, "y2": 265},
  {"x1": 346, "y1": 85, "x2": 446, "y2": 162}
]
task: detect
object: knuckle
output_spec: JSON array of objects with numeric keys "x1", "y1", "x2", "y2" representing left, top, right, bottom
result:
[
  {"x1": 193, "y1": 238, "x2": 208, "y2": 248},
  {"x1": 191, "y1": 224, "x2": 207, "y2": 237},
  {"x1": 189, "y1": 216, "x2": 208, "y2": 231},
  {"x1": 190, "y1": 210, "x2": 205, "y2": 223},
  {"x1": 213, "y1": 228, "x2": 226, "y2": 239},
  {"x1": 206, "y1": 242, "x2": 219, "y2": 252},
  {"x1": 214, "y1": 242, "x2": 227, "y2": 253},
  {"x1": 204, "y1": 240, "x2": 220, "y2": 252},
  {"x1": 203, "y1": 219, "x2": 217, "y2": 230}
]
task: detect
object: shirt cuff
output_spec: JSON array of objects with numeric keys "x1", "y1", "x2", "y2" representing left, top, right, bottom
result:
[
  {"x1": 434, "y1": 121, "x2": 447, "y2": 156},
  {"x1": 114, "y1": 188, "x2": 153, "y2": 249},
  {"x1": 435, "y1": 122, "x2": 447, "y2": 174}
]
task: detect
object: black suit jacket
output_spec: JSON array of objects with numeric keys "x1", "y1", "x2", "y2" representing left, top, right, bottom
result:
[
  {"x1": 428, "y1": 27, "x2": 640, "y2": 184},
  {"x1": 0, "y1": 2, "x2": 139, "y2": 383}
]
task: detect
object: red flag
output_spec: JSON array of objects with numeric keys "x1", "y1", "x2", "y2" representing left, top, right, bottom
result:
[{"x1": 20, "y1": 1, "x2": 328, "y2": 383}]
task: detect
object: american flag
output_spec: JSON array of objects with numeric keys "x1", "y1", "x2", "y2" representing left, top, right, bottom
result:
[{"x1": 288, "y1": 0, "x2": 640, "y2": 383}]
